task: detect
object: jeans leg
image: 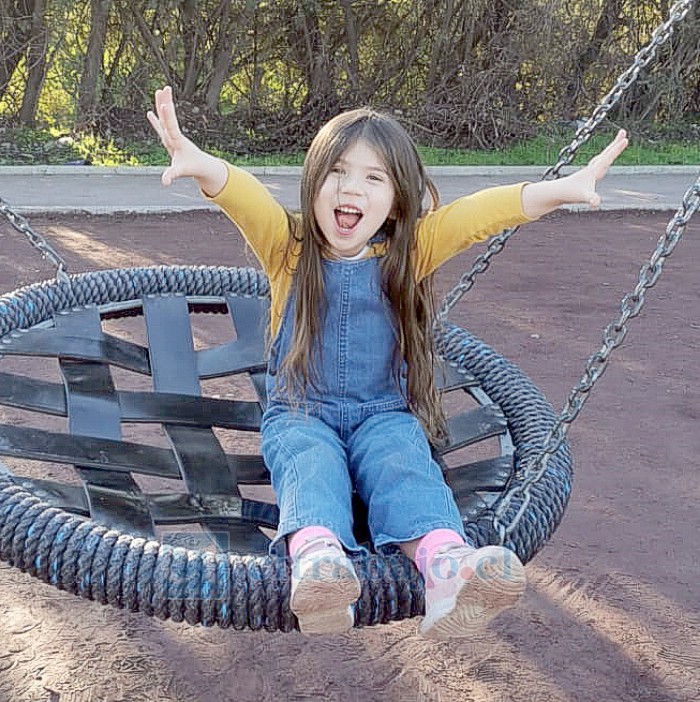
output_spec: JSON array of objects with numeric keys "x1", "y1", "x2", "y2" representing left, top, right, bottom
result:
[
  {"x1": 261, "y1": 410, "x2": 359, "y2": 555},
  {"x1": 347, "y1": 411, "x2": 465, "y2": 549}
]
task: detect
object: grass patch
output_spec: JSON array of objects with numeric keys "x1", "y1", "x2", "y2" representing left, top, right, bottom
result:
[
  {"x1": 418, "y1": 132, "x2": 700, "y2": 167},
  {"x1": 1, "y1": 125, "x2": 698, "y2": 167}
]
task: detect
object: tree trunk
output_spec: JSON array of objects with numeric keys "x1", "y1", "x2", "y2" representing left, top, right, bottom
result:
[
  {"x1": 128, "y1": 1, "x2": 173, "y2": 86},
  {"x1": 0, "y1": 0, "x2": 34, "y2": 101},
  {"x1": 76, "y1": 0, "x2": 112, "y2": 130},
  {"x1": 18, "y1": 0, "x2": 48, "y2": 125},
  {"x1": 204, "y1": 0, "x2": 238, "y2": 115},
  {"x1": 180, "y1": 0, "x2": 199, "y2": 100},
  {"x1": 563, "y1": 0, "x2": 626, "y2": 116},
  {"x1": 425, "y1": 0, "x2": 455, "y2": 95},
  {"x1": 297, "y1": 1, "x2": 337, "y2": 120},
  {"x1": 339, "y1": 0, "x2": 360, "y2": 92}
]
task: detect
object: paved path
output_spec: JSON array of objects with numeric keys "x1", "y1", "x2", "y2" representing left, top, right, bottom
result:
[{"x1": 0, "y1": 165, "x2": 698, "y2": 214}]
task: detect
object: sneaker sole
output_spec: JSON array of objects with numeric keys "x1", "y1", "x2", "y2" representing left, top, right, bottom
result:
[
  {"x1": 291, "y1": 558, "x2": 361, "y2": 635},
  {"x1": 422, "y1": 546, "x2": 526, "y2": 640}
]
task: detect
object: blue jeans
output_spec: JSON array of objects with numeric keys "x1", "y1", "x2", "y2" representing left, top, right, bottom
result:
[
  {"x1": 263, "y1": 256, "x2": 466, "y2": 556},
  {"x1": 261, "y1": 407, "x2": 466, "y2": 556}
]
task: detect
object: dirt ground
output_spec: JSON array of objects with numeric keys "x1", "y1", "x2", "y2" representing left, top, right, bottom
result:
[{"x1": 0, "y1": 208, "x2": 699, "y2": 702}]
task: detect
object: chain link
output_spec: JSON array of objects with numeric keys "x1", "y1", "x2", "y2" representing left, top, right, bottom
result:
[
  {"x1": 428, "y1": 0, "x2": 696, "y2": 543},
  {"x1": 0, "y1": 196, "x2": 71, "y2": 285},
  {"x1": 492, "y1": 176, "x2": 700, "y2": 543},
  {"x1": 437, "y1": 0, "x2": 695, "y2": 323}
]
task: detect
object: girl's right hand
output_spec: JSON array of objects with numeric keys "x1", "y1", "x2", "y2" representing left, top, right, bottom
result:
[{"x1": 147, "y1": 86, "x2": 227, "y2": 195}]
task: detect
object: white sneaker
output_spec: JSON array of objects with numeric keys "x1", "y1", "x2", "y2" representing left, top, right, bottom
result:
[
  {"x1": 420, "y1": 544, "x2": 526, "y2": 639},
  {"x1": 290, "y1": 538, "x2": 361, "y2": 635}
]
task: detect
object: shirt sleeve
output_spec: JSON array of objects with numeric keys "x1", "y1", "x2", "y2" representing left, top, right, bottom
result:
[
  {"x1": 205, "y1": 162, "x2": 291, "y2": 277},
  {"x1": 414, "y1": 182, "x2": 535, "y2": 280}
]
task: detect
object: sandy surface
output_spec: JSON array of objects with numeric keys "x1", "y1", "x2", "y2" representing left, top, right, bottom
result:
[{"x1": 0, "y1": 208, "x2": 698, "y2": 702}]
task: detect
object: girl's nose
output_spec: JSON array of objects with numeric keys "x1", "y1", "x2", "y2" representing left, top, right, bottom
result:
[{"x1": 339, "y1": 172, "x2": 362, "y2": 194}]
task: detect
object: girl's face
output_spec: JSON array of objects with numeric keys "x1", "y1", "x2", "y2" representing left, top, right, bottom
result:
[{"x1": 313, "y1": 138, "x2": 396, "y2": 258}]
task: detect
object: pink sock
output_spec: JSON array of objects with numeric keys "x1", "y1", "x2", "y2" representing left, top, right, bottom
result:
[
  {"x1": 414, "y1": 529, "x2": 465, "y2": 579},
  {"x1": 288, "y1": 526, "x2": 339, "y2": 557}
]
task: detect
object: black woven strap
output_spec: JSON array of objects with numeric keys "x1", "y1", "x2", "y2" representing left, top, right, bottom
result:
[{"x1": 0, "y1": 268, "x2": 274, "y2": 554}]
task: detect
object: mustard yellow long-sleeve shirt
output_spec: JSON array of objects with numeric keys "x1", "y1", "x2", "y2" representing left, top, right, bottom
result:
[{"x1": 210, "y1": 163, "x2": 533, "y2": 339}]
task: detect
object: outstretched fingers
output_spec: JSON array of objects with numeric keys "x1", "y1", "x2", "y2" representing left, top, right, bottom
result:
[
  {"x1": 147, "y1": 86, "x2": 184, "y2": 186},
  {"x1": 580, "y1": 129, "x2": 628, "y2": 208},
  {"x1": 589, "y1": 129, "x2": 629, "y2": 179},
  {"x1": 158, "y1": 87, "x2": 182, "y2": 138},
  {"x1": 148, "y1": 87, "x2": 180, "y2": 149}
]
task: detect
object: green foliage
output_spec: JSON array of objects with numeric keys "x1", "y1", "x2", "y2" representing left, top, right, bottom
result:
[
  {"x1": 1, "y1": 124, "x2": 698, "y2": 167},
  {"x1": 71, "y1": 132, "x2": 143, "y2": 166},
  {"x1": 1, "y1": 0, "x2": 698, "y2": 157},
  {"x1": 210, "y1": 148, "x2": 306, "y2": 167},
  {"x1": 0, "y1": 126, "x2": 143, "y2": 165},
  {"x1": 418, "y1": 130, "x2": 700, "y2": 167},
  {"x1": 0, "y1": 125, "x2": 78, "y2": 164}
]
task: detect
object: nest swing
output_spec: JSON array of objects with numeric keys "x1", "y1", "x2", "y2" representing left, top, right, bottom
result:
[{"x1": 0, "y1": 1, "x2": 698, "y2": 632}]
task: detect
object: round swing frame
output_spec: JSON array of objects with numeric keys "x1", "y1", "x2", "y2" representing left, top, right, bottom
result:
[{"x1": 0, "y1": 265, "x2": 571, "y2": 631}]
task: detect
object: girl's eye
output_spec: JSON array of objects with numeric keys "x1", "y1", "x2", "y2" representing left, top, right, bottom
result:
[
  {"x1": 368, "y1": 174, "x2": 384, "y2": 182},
  {"x1": 330, "y1": 166, "x2": 344, "y2": 175}
]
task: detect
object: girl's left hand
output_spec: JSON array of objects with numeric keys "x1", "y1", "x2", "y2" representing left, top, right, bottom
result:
[
  {"x1": 521, "y1": 129, "x2": 629, "y2": 219},
  {"x1": 566, "y1": 129, "x2": 629, "y2": 208}
]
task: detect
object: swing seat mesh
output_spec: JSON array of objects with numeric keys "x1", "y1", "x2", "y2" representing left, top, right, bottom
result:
[{"x1": 0, "y1": 265, "x2": 572, "y2": 631}]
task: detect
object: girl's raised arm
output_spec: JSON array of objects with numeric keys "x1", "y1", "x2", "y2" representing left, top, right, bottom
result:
[
  {"x1": 521, "y1": 129, "x2": 629, "y2": 219},
  {"x1": 147, "y1": 86, "x2": 228, "y2": 197}
]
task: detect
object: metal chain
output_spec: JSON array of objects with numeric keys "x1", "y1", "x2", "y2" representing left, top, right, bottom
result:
[
  {"x1": 437, "y1": 0, "x2": 696, "y2": 323},
  {"x1": 0, "y1": 196, "x2": 71, "y2": 285},
  {"x1": 492, "y1": 175, "x2": 700, "y2": 543}
]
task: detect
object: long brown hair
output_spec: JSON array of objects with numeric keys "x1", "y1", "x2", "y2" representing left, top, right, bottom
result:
[{"x1": 280, "y1": 108, "x2": 448, "y2": 444}]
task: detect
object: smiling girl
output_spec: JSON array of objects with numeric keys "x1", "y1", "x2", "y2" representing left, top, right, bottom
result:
[{"x1": 148, "y1": 86, "x2": 628, "y2": 638}]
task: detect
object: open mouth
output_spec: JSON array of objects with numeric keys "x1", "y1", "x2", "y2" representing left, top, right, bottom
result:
[{"x1": 334, "y1": 206, "x2": 363, "y2": 231}]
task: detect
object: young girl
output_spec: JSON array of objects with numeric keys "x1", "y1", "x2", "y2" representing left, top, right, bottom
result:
[{"x1": 148, "y1": 86, "x2": 628, "y2": 639}]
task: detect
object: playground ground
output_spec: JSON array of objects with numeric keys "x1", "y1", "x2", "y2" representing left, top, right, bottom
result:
[{"x1": 0, "y1": 204, "x2": 698, "y2": 702}]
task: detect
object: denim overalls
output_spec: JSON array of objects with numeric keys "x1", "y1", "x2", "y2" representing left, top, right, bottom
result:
[{"x1": 261, "y1": 255, "x2": 465, "y2": 555}]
